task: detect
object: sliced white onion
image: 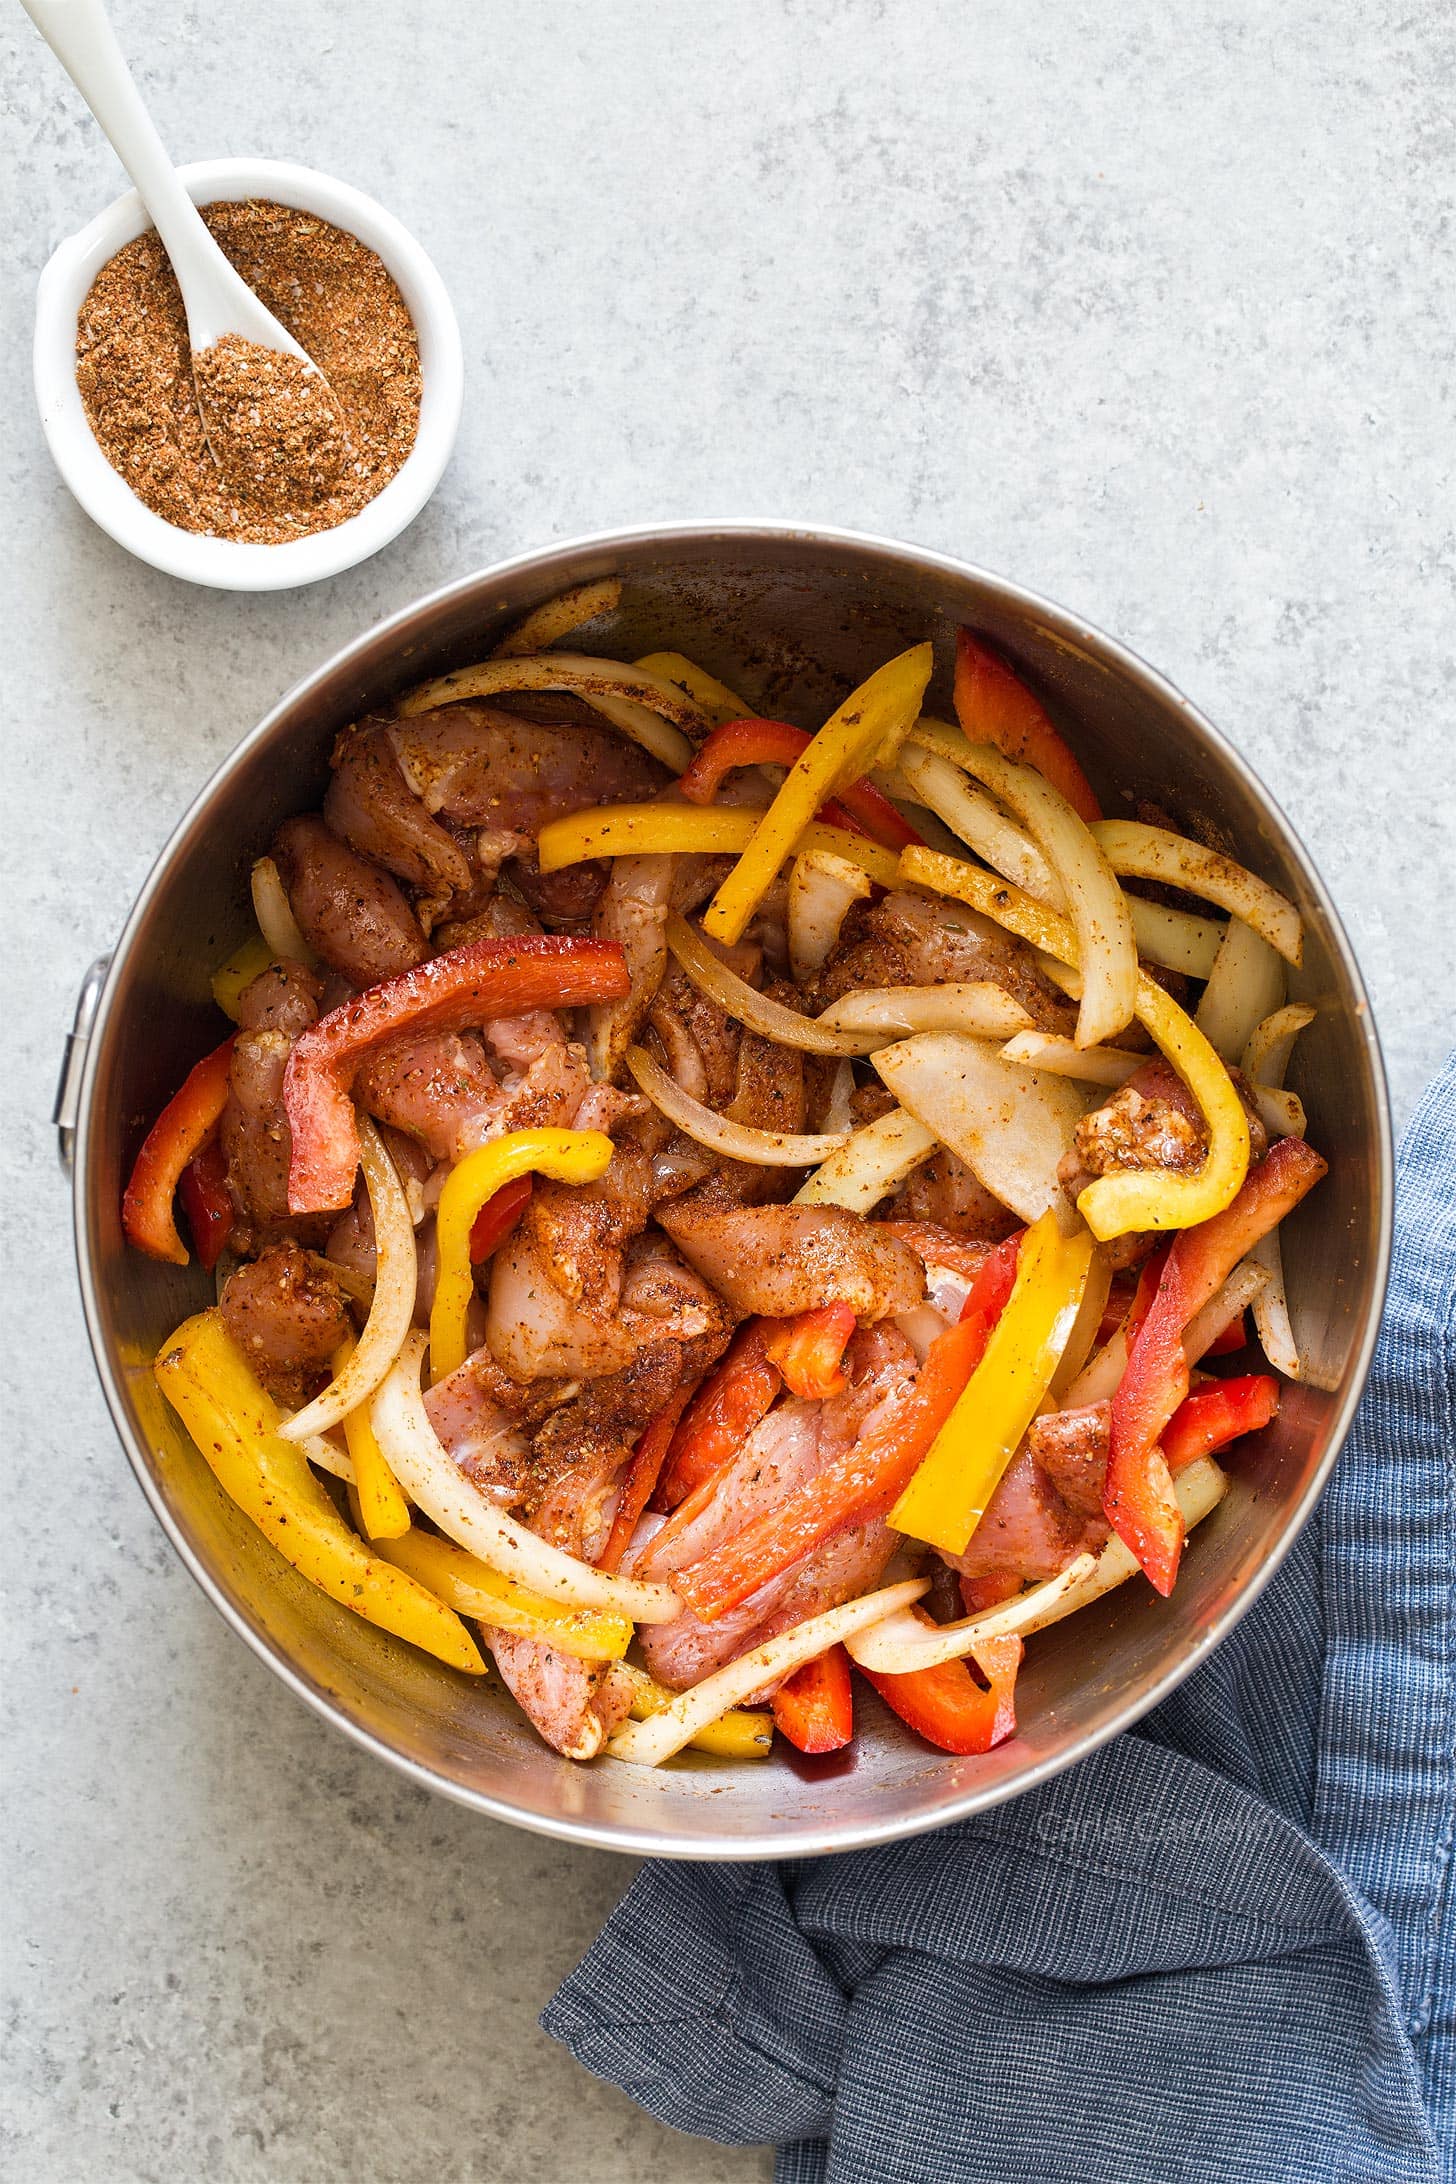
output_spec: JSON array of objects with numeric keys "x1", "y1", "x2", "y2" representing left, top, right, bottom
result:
[
  {"x1": 1252, "y1": 1084, "x2": 1307, "y2": 1139},
  {"x1": 1195, "y1": 918, "x2": 1286, "y2": 1063},
  {"x1": 897, "y1": 743, "x2": 1225, "y2": 979},
  {"x1": 1242, "y1": 1002, "x2": 1316, "y2": 1086},
  {"x1": 853, "y1": 1460, "x2": 1230, "y2": 1672},
  {"x1": 787, "y1": 848, "x2": 872, "y2": 982},
  {"x1": 1090, "y1": 821, "x2": 1303, "y2": 966},
  {"x1": 666, "y1": 913, "x2": 865, "y2": 1056},
  {"x1": 285, "y1": 1420, "x2": 355, "y2": 1483},
  {"x1": 606, "y1": 1576, "x2": 930, "y2": 1766},
  {"x1": 1183, "y1": 1257, "x2": 1272, "y2": 1360},
  {"x1": 998, "y1": 1031, "x2": 1140, "y2": 1087},
  {"x1": 954, "y1": 742, "x2": 1138, "y2": 1049},
  {"x1": 820, "y1": 1057, "x2": 857, "y2": 1136},
  {"x1": 489, "y1": 579, "x2": 623, "y2": 658},
  {"x1": 873, "y1": 1033, "x2": 1092, "y2": 1224},
  {"x1": 579, "y1": 689, "x2": 694, "y2": 772},
  {"x1": 250, "y1": 855, "x2": 315, "y2": 966},
  {"x1": 370, "y1": 1332, "x2": 679, "y2": 1622},
  {"x1": 397, "y1": 652, "x2": 706, "y2": 771},
  {"x1": 279, "y1": 1117, "x2": 417, "y2": 1441},
  {"x1": 814, "y1": 982, "x2": 1034, "y2": 1052},
  {"x1": 1240, "y1": 1003, "x2": 1317, "y2": 1378},
  {"x1": 1048, "y1": 1247, "x2": 1114, "y2": 1399},
  {"x1": 794, "y1": 1106, "x2": 939, "y2": 1212},
  {"x1": 846, "y1": 1553, "x2": 1100, "y2": 1672},
  {"x1": 1246, "y1": 1232, "x2": 1300, "y2": 1379},
  {"x1": 1125, "y1": 899, "x2": 1227, "y2": 980},
  {"x1": 898, "y1": 743, "x2": 1054, "y2": 895},
  {"x1": 627, "y1": 1044, "x2": 849, "y2": 1167}
]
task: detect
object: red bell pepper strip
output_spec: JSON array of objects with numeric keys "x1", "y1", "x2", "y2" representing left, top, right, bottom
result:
[
  {"x1": 282, "y1": 936, "x2": 630, "y2": 1214},
  {"x1": 763, "y1": 1302, "x2": 857, "y2": 1400},
  {"x1": 772, "y1": 1644, "x2": 854, "y2": 1753},
  {"x1": 1106, "y1": 1136, "x2": 1327, "y2": 1595},
  {"x1": 178, "y1": 1136, "x2": 236, "y2": 1273},
  {"x1": 672, "y1": 1312, "x2": 986, "y2": 1623},
  {"x1": 469, "y1": 1172, "x2": 534, "y2": 1263},
  {"x1": 677, "y1": 719, "x2": 924, "y2": 851},
  {"x1": 1163, "y1": 1373, "x2": 1279, "y2": 1472},
  {"x1": 597, "y1": 1383, "x2": 697, "y2": 1575},
  {"x1": 121, "y1": 1035, "x2": 237, "y2": 1266},
  {"x1": 652, "y1": 1320, "x2": 783, "y2": 1512},
  {"x1": 1204, "y1": 1311, "x2": 1249, "y2": 1357},
  {"x1": 859, "y1": 1630, "x2": 1023, "y2": 1755},
  {"x1": 958, "y1": 1231, "x2": 1022, "y2": 1336},
  {"x1": 953, "y1": 630, "x2": 1101, "y2": 823},
  {"x1": 958, "y1": 1568, "x2": 1025, "y2": 1616}
]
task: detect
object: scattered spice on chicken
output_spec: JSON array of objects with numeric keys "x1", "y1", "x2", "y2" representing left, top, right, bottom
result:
[
  {"x1": 121, "y1": 609, "x2": 1328, "y2": 1769},
  {"x1": 75, "y1": 199, "x2": 421, "y2": 543}
]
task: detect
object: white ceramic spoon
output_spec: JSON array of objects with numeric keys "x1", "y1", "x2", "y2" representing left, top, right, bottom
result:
[{"x1": 20, "y1": 0, "x2": 325, "y2": 383}]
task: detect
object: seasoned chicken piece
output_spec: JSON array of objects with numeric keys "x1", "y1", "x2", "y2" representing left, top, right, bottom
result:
[
  {"x1": 486, "y1": 1633, "x2": 636, "y2": 1759},
  {"x1": 818, "y1": 890, "x2": 1073, "y2": 1030},
  {"x1": 236, "y1": 957, "x2": 325, "y2": 1038},
  {"x1": 588, "y1": 853, "x2": 675, "y2": 1080},
  {"x1": 324, "y1": 719, "x2": 473, "y2": 897},
  {"x1": 273, "y1": 814, "x2": 427, "y2": 986},
  {"x1": 656, "y1": 1202, "x2": 923, "y2": 1321},
  {"x1": 485, "y1": 1120, "x2": 727, "y2": 1380},
  {"x1": 387, "y1": 702, "x2": 666, "y2": 835},
  {"x1": 874, "y1": 1222, "x2": 997, "y2": 1281},
  {"x1": 423, "y1": 1348, "x2": 575, "y2": 1506},
  {"x1": 881, "y1": 1143, "x2": 1020, "y2": 1240},
  {"x1": 1027, "y1": 1402, "x2": 1112, "y2": 1517},
  {"x1": 1058, "y1": 1057, "x2": 1268, "y2": 1204},
  {"x1": 946, "y1": 1444, "x2": 1108, "y2": 1588},
  {"x1": 219, "y1": 1240, "x2": 353, "y2": 1408},
  {"x1": 221, "y1": 963, "x2": 327, "y2": 1247},
  {"x1": 639, "y1": 1519, "x2": 897, "y2": 1692},
  {"x1": 354, "y1": 1017, "x2": 590, "y2": 1164},
  {"x1": 637, "y1": 1326, "x2": 918, "y2": 1579}
]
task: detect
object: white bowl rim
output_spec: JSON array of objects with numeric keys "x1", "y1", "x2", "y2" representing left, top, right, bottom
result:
[{"x1": 32, "y1": 155, "x2": 464, "y2": 592}]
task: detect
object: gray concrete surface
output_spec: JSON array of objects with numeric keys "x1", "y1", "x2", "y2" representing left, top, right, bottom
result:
[{"x1": 4, "y1": 1, "x2": 1454, "y2": 2177}]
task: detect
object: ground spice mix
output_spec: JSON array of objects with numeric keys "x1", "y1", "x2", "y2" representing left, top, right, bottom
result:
[{"x1": 75, "y1": 199, "x2": 422, "y2": 544}]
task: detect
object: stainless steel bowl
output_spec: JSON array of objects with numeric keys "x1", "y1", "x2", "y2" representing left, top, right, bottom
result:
[{"x1": 69, "y1": 523, "x2": 1392, "y2": 1858}]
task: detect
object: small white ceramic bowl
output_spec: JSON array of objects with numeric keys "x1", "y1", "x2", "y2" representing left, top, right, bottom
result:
[{"x1": 33, "y1": 156, "x2": 464, "y2": 591}]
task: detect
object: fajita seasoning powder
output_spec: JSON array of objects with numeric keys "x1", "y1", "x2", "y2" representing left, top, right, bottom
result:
[{"x1": 75, "y1": 199, "x2": 422, "y2": 544}]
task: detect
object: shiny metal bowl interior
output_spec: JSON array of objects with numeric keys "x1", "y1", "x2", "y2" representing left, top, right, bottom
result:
[{"x1": 74, "y1": 523, "x2": 1391, "y2": 1858}]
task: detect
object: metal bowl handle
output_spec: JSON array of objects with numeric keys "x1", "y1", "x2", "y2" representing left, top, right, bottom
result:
[{"x1": 55, "y1": 957, "x2": 110, "y2": 1172}]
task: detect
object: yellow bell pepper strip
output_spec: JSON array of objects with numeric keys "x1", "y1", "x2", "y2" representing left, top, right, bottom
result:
[
  {"x1": 889, "y1": 1210, "x2": 1093, "y2": 1558},
  {"x1": 210, "y1": 934, "x2": 275, "y2": 1020},
  {"x1": 618, "y1": 1664, "x2": 774, "y2": 1759},
  {"x1": 371, "y1": 1525, "x2": 634, "y2": 1661},
  {"x1": 331, "y1": 1339, "x2": 410, "y2": 1541},
  {"x1": 536, "y1": 803, "x2": 901, "y2": 889},
  {"x1": 429, "y1": 1128, "x2": 616, "y2": 1383},
  {"x1": 633, "y1": 650, "x2": 753, "y2": 726},
  {"x1": 898, "y1": 844, "x2": 1252, "y2": 1237},
  {"x1": 701, "y1": 643, "x2": 933, "y2": 944},
  {"x1": 155, "y1": 1310, "x2": 484, "y2": 1674}
]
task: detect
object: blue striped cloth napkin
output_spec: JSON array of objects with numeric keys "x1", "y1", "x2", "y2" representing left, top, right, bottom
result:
[{"x1": 544, "y1": 1058, "x2": 1455, "y2": 2184}]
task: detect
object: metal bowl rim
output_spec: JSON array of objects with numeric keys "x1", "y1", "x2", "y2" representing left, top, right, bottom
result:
[{"x1": 72, "y1": 518, "x2": 1394, "y2": 1858}]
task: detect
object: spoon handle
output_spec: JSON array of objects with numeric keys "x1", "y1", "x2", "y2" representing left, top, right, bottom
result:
[
  {"x1": 18, "y1": 0, "x2": 306, "y2": 358},
  {"x1": 20, "y1": 0, "x2": 218, "y2": 320}
]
